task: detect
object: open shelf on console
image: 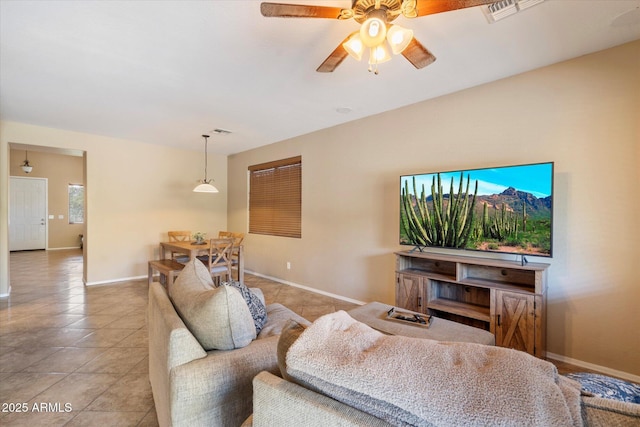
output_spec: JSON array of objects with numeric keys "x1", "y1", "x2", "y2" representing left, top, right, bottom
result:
[
  {"x1": 427, "y1": 279, "x2": 491, "y2": 322},
  {"x1": 427, "y1": 298, "x2": 490, "y2": 322},
  {"x1": 395, "y1": 251, "x2": 549, "y2": 357}
]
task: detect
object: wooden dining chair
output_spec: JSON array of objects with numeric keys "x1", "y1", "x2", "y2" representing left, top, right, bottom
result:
[
  {"x1": 168, "y1": 230, "x2": 191, "y2": 264},
  {"x1": 218, "y1": 231, "x2": 245, "y2": 280},
  {"x1": 203, "y1": 238, "x2": 234, "y2": 285}
]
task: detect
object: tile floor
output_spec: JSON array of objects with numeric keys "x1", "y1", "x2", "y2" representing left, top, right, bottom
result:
[
  {"x1": 2, "y1": 249, "x2": 593, "y2": 426},
  {"x1": 0, "y1": 249, "x2": 357, "y2": 426}
]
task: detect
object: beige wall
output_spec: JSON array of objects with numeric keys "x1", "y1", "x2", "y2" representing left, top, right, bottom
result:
[
  {"x1": 228, "y1": 41, "x2": 640, "y2": 377},
  {"x1": 9, "y1": 149, "x2": 84, "y2": 249},
  {"x1": 1, "y1": 124, "x2": 227, "y2": 288}
]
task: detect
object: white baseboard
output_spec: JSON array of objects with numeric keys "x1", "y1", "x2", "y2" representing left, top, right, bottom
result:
[
  {"x1": 546, "y1": 352, "x2": 640, "y2": 383},
  {"x1": 0, "y1": 285, "x2": 11, "y2": 298},
  {"x1": 246, "y1": 270, "x2": 366, "y2": 306},
  {"x1": 85, "y1": 275, "x2": 146, "y2": 286},
  {"x1": 47, "y1": 246, "x2": 82, "y2": 251}
]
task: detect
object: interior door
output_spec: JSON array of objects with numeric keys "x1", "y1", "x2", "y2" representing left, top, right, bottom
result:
[{"x1": 9, "y1": 177, "x2": 47, "y2": 251}]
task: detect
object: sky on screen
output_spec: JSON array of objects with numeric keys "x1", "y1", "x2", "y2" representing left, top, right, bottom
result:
[{"x1": 401, "y1": 163, "x2": 553, "y2": 198}]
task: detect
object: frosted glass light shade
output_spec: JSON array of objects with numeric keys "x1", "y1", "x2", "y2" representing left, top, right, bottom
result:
[
  {"x1": 360, "y1": 17, "x2": 387, "y2": 47},
  {"x1": 193, "y1": 182, "x2": 219, "y2": 193},
  {"x1": 343, "y1": 33, "x2": 364, "y2": 61},
  {"x1": 369, "y1": 44, "x2": 391, "y2": 65},
  {"x1": 387, "y1": 25, "x2": 413, "y2": 55}
]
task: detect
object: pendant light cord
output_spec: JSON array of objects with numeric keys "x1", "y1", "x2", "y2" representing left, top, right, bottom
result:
[{"x1": 202, "y1": 134, "x2": 210, "y2": 183}]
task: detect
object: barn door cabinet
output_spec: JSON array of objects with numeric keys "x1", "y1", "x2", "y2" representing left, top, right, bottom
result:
[{"x1": 395, "y1": 251, "x2": 549, "y2": 357}]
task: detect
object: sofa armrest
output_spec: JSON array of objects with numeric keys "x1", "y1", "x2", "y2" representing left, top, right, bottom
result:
[
  {"x1": 251, "y1": 371, "x2": 393, "y2": 427},
  {"x1": 148, "y1": 282, "x2": 207, "y2": 427},
  {"x1": 169, "y1": 336, "x2": 282, "y2": 427},
  {"x1": 148, "y1": 282, "x2": 207, "y2": 368}
]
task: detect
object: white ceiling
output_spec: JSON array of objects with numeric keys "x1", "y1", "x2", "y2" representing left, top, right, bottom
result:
[{"x1": 1, "y1": 0, "x2": 639, "y2": 155}]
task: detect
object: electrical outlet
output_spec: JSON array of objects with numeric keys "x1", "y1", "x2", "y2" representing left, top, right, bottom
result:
[{"x1": 286, "y1": 262, "x2": 291, "y2": 270}]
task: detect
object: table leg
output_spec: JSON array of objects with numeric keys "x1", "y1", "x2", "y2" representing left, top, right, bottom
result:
[{"x1": 238, "y1": 246, "x2": 244, "y2": 283}]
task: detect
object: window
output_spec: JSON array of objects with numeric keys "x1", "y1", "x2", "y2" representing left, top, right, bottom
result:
[
  {"x1": 68, "y1": 184, "x2": 84, "y2": 224},
  {"x1": 248, "y1": 156, "x2": 301, "y2": 238}
]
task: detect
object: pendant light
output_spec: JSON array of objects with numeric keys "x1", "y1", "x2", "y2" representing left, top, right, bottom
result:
[
  {"x1": 193, "y1": 135, "x2": 219, "y2": 193},
  {"x1": 21, "y1": 150, "x2": 33, "y2": 173}
]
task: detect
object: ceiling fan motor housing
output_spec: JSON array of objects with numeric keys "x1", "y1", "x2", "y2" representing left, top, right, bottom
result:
[{"x1": 353, "y1": 0, "x2": 403, "y2": 23}]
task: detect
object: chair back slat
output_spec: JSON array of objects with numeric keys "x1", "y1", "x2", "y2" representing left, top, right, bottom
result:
[
  {"x1": 167, "y1": 231, "x2": 192, "y2": 263},
  {"x1": 206, "y1": 238, "x2": 234, "y2": 284},
  {"x1": 218, "y1": 231, "x2": 245, "y2": 246},
  {"x1": 168, "y1": 231, "x2": 191, "y2": 242}
]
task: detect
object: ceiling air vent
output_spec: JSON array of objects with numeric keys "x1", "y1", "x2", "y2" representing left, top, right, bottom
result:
[
  {"x1": 212, "y1": 128, "x2": 232, "y2": 135},
  {"x1": 483, "y1": 0, "x2": 545, "y2": 23}
]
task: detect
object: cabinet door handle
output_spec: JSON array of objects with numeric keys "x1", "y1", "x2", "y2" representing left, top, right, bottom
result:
[
  {"x1": 497, "y1": 315, "x2": 501, "y2": 326},
  {"x1": 417, "y1": 297, "x2": 422, "y2": 307}
]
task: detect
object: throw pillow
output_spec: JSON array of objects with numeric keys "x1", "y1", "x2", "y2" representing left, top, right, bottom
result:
[
  {"x1": 249, "y1": 287, "x2": 266, "y2": 307},
  {"x1": 169, "y1": 259, "x2": 256, "y2": 350},
  {"x1": 566, "y1": 373, "x2": 640, "y2": 403},
  {"x1": 223, "y1": 281, "x2": 267, "y2": 334}
]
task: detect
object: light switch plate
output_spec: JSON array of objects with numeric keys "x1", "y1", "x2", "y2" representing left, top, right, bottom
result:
[{"x1": 48, "y1": 215, "x2": 54, "y2": 219}]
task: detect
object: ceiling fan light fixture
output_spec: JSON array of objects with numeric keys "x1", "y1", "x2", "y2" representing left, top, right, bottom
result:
[
  {"x1": 343, "y1": 32, "x2": 364, "y2": 61},
  {"x1": 369, "y1": 43, "x2": 392, "y2": 65},
  {"x1": 360, "y1": 17, "x2": 387, "y2": 47},
  {"x1": 387, "y1": 24, "x2": 413, "y2": 55}
]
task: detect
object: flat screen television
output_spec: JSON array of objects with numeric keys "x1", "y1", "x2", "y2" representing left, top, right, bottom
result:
[{"x1": 400, "y1": 162, "x2": 553, "y2": 257}]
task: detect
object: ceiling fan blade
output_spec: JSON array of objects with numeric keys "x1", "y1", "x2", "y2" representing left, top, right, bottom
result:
[
  {"x1": 316, "y1": 35, "x2": 352, "y2": 72},
  {"x1": 261, "y1": 2, "x2": 344, "y2": 19},
  {"x1": 414, "y1": 0, "x2": 495, "y2": 17},
  {"x1": 402, "y1": 37, "x2": 436, "y2": 69}
]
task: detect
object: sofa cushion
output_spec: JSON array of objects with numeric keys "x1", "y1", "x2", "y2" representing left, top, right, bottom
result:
[
  {"x1": 224, "y1": 281, "x2": 267, "y2": 334},
  {"x1": 284, "y1": 311, "x2": 582, "y2": 427},
  {"x1": 258, "y1": 303, "x2": 311, "y2": 340},
  {"x1": 169, "y1": 259, "x2": 256, "y2": 350},
  {"x1": 277, "y1": 319, "x2": 307, "y2": 382}
]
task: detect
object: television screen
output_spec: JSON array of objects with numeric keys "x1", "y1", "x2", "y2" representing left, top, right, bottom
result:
[{"x1": 400, "y1": 162, "x2": 553, "y2": 257}]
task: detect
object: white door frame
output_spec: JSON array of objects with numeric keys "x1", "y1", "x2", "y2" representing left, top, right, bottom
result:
[{"x1": 9, "y1": 176, "x2": 48, "y2": 251}]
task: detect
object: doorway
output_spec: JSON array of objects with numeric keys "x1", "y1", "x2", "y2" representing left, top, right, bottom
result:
[
  {"x1": 9, "y1": 176, "x2": 48, "y2": 251},
  {"x1": 7, "y1": 144, "x2": 87, "y2": 287}
]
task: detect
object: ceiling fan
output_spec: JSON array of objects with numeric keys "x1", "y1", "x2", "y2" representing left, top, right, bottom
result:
[{"x1": 261, "y1": 0, "x2": 496, "y2": 73}]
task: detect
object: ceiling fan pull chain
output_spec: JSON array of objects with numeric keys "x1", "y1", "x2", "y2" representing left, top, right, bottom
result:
[{"x1": 368, "y1": 47, "x2": 380, "y2": 75}]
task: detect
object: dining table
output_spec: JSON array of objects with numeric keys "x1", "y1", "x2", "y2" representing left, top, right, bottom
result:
[{"x1": 160, "y1": 240, "x2": 244, "y2": 283}]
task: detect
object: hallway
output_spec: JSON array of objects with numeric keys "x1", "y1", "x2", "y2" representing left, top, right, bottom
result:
[{"x1": 1, "y1": 249, "x2": 157, "y2": 426}]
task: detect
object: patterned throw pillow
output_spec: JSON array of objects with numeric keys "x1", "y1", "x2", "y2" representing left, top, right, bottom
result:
[
  {"x1": 223, "y1": 281, "x2": 267, "y2": 334},
  {"x1": 566, "y1": 373, "x2": 640, "y2": 403}
]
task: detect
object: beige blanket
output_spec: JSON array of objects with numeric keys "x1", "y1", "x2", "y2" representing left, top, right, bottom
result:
[{"x1": 286, "y1": 311, "x2": 582, "y2": 427}]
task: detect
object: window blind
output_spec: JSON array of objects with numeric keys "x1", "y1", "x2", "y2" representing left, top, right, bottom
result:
[{"x1": 248, "y1": 156, "x2": 301, "y2": 238}]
